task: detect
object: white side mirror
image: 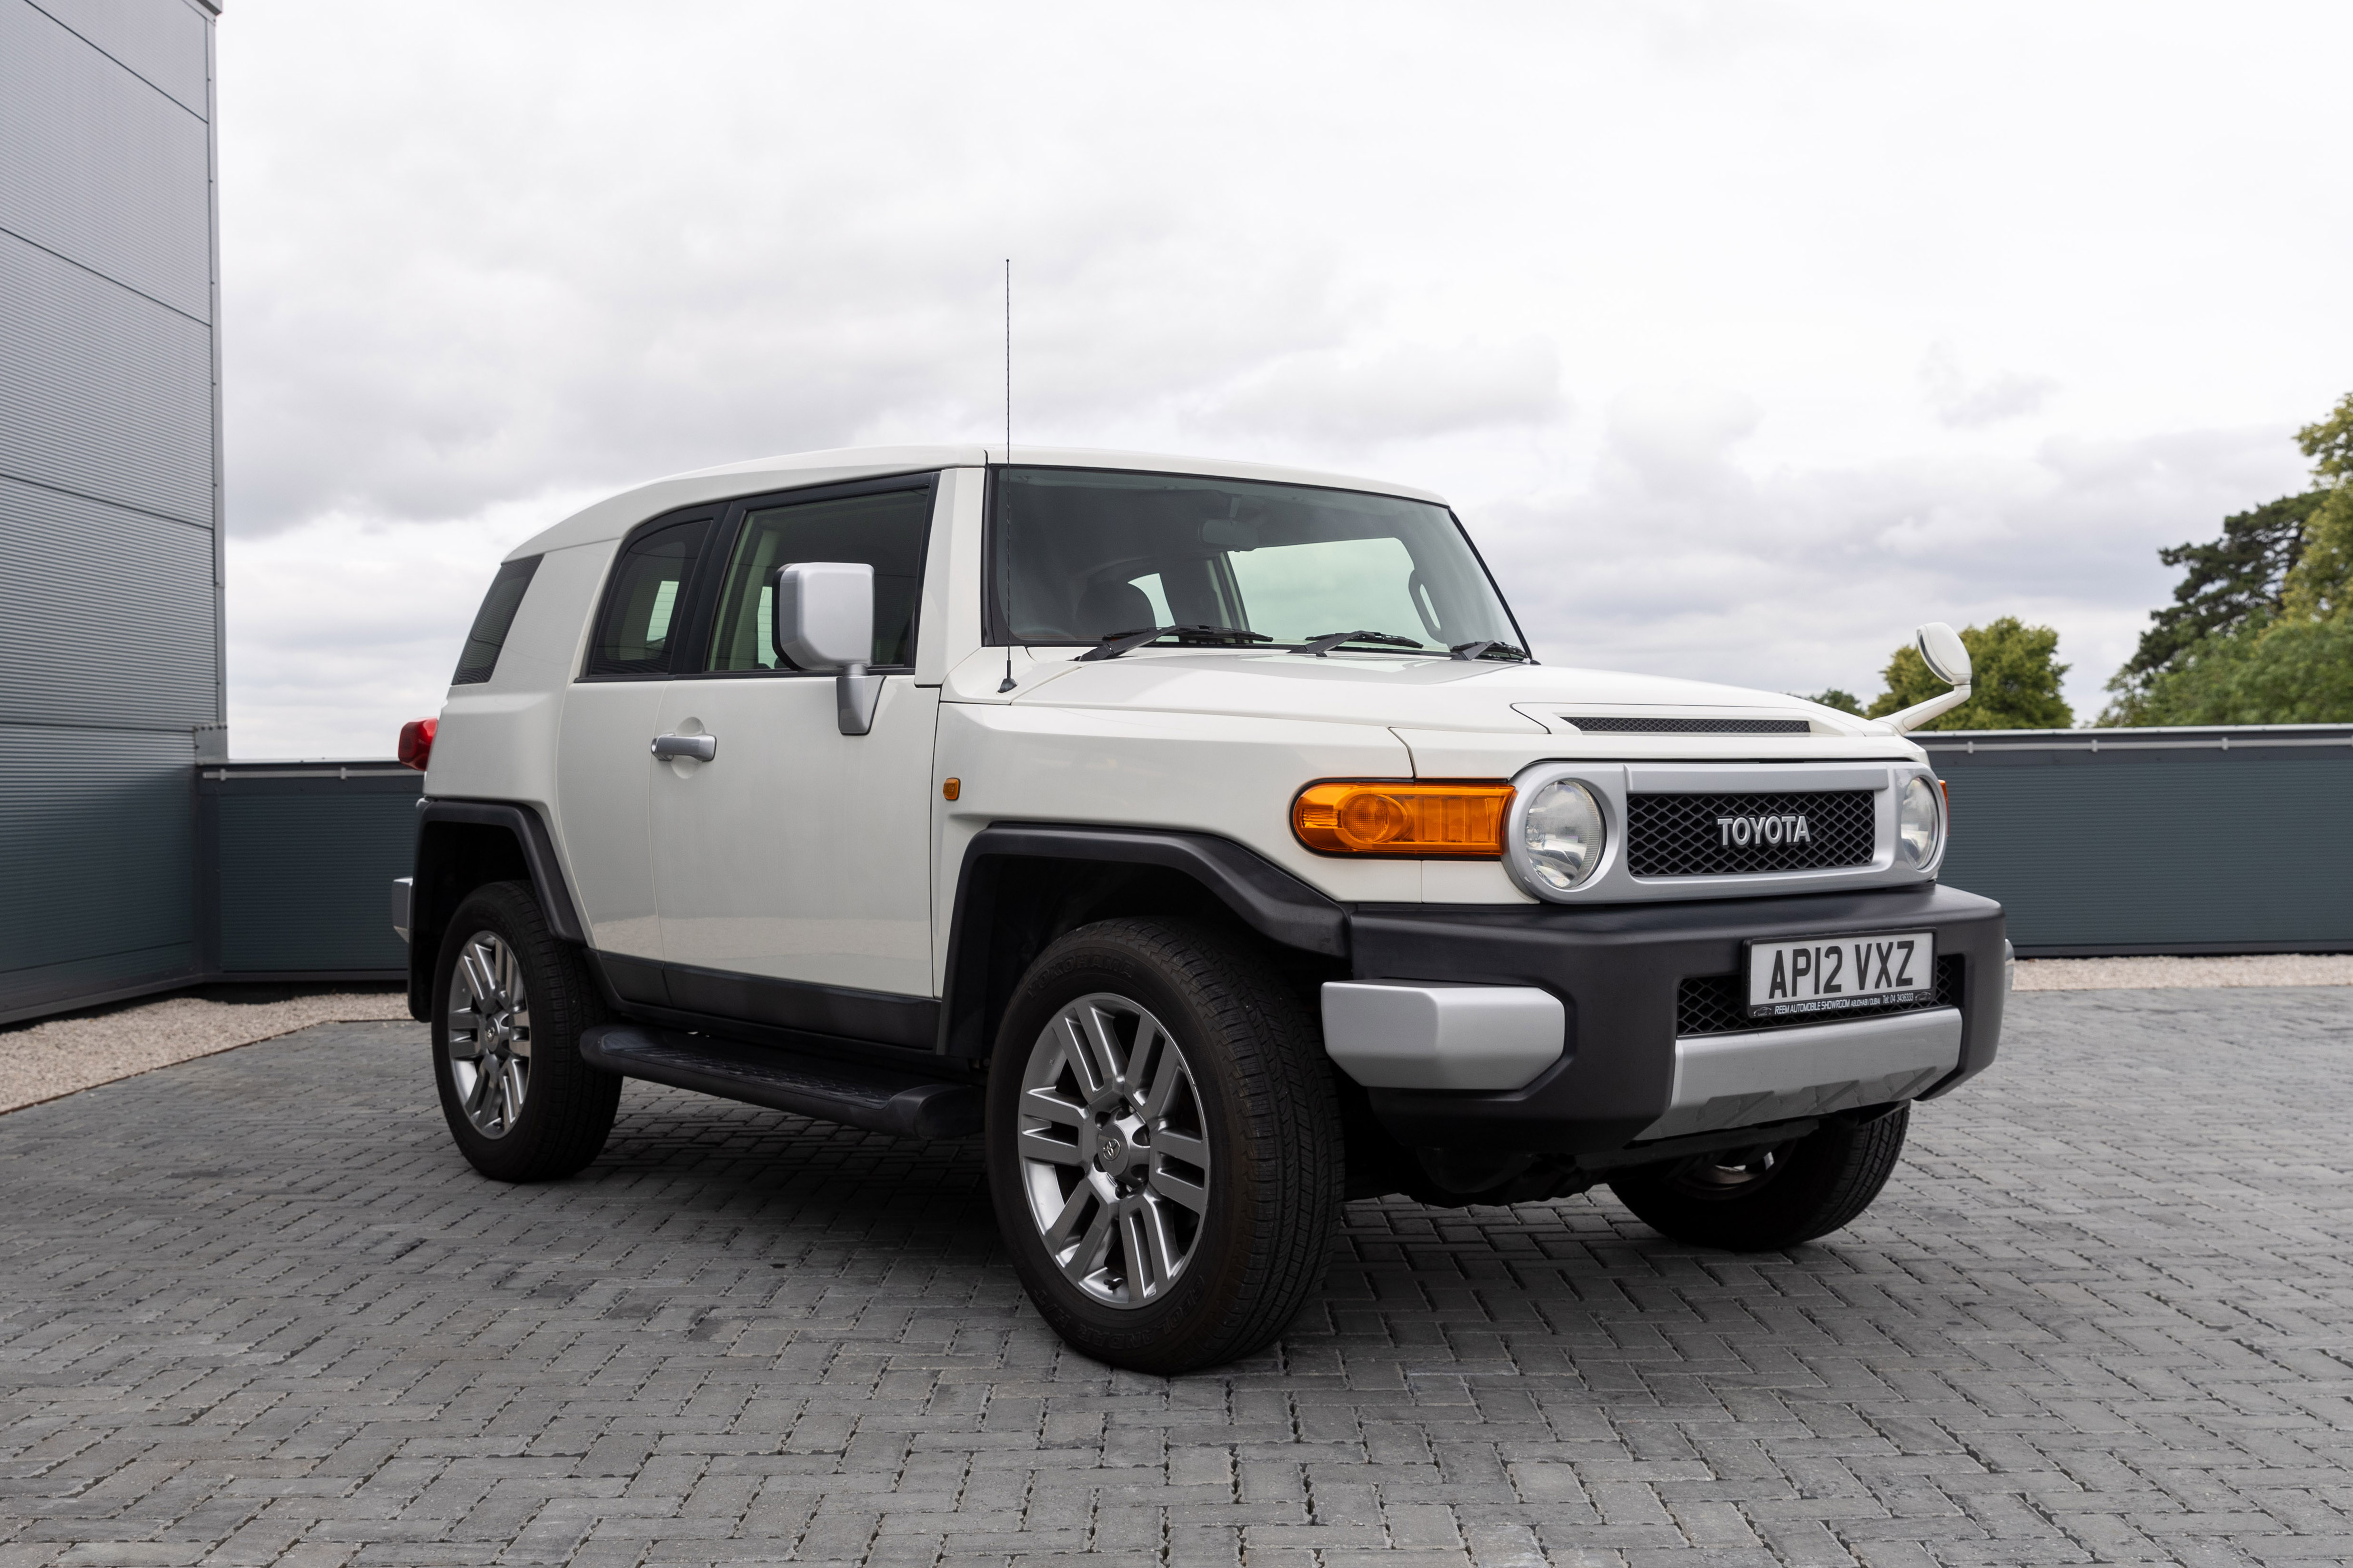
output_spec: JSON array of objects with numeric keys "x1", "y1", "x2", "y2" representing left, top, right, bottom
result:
[
  {"x1": 772, "y1": 561, "x2": 875, "y2": 672},
  {"x1": 773, "y1": 562, "x2": 883, "y2": 735},
  {"x1": 1873, "y1": 621, "x2": 1976, "y2": 734},
  {"x1": 1916, "y1": 622, "x2": 1971, "y2": 687}
]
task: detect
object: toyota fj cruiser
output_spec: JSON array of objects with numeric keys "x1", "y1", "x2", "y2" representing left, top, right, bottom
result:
[{"x1": 395, "y1": 446, "x2": 2005, "y2": 1372}]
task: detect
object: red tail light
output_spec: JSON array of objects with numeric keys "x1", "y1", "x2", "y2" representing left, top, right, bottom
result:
[{"x1": 398, "y1": 717, "x2": 438, "y2": 771}]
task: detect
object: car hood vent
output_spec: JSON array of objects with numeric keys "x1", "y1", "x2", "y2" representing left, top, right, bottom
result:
[{"x1": 1562, "y1": 715, "x2": 1813, "y2": 735}]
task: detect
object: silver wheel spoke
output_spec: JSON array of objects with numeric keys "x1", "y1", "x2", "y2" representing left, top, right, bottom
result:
[
  {"x1": 1042, "y1": 1180, "x2": 1096, "y2": 1251},
  {"x1": 1118, "y1": 1016, "x2": 1158, "y2": 1100},
  {"x1": 447, "y1": 1029, "x2": 484, "y2": 1060},
  {"x1": 1057, "y1": 1016, "x2": 1105, "y2": 1099},
  {"x1": 1018, "y1": 1127, "x2": 1084, "y2": 1166},
  {"x1": 1126, "y1": 1197, "x2": 1180, "y2": 1294},
  {"x1": 458, "y1": 946, "x2": 495, "y2": 1009},
  {"x1": 1151, "y1": 1128, "x2": 1207, "y2": 1168},
  {"x1": 1061, "y1": 1202, "x2": 1118, "y2": 1287},
  {"x1": 1022, "y1": 1086, "x2": 1087, "y2": 1126},
  {"x1": 1075, "y1": 1007, "x2": 1124, "y2": 1099},
  {"x1": 1148, "y1": 1164, "x2": 1208, "y2": 1215},
  {"x1": 1135, "y1": 1022, "x2": 1181, "y2": 1117}
]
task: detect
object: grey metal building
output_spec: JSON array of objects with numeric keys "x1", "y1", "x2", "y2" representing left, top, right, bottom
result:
[{"x1": 1, "y1": 0, "x2": 226, "y2": 1022}]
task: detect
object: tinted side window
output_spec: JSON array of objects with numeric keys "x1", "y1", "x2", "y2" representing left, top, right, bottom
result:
[
  {"x1": 707, "y1": 487, "x2": 932, "y2": 672},
  {"x1": 585, "y1": 518, "x2": 710, "y2": 676},
  {"x1": 452, "y1": 555, "x2": 542, "y2": 684}
]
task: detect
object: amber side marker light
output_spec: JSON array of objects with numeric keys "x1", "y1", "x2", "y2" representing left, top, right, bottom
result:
[{"x1": 1292, "y1": 780, "x2": 1514, "y2": 857}]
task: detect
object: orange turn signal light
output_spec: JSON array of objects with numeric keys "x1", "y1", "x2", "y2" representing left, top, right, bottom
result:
[{"x1": 1291, "y1": 780, "x2": 1514, "y2": 857}]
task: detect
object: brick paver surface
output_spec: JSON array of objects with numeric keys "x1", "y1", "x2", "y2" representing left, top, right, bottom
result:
[{"x1": 2, "y1": 990, "x2": 2349, "y2": 1567}]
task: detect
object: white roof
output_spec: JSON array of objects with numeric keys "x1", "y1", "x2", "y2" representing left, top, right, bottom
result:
[{"x1": 506, "y1": 445, "x2": 1453, "y2": 558}]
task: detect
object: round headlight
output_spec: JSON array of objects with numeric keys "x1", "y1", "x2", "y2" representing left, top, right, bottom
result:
[
  {"x1": 1523, "y1": 778, "x2": 1607, "y2": 891},
  {"x1": 1899, "y1": 775, "x2": 1941, "y2": 867}
]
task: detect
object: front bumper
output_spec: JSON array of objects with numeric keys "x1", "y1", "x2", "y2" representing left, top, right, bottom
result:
[{"x1": 1339, "y1": 882, "x2": 2005, "y2": 1155}]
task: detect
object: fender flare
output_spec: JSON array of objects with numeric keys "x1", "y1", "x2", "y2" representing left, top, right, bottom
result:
[
  {"x1": 407, "y1": 798, "x2": 587, "y2": 1016},
  {"x1": 937, "y1": 823, "x2": 1347, "y2": 1056}
]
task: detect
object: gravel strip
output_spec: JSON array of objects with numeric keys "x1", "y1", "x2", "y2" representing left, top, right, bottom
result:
[
  {"x1": 0, "y1": 986, "x2": 412, "y2": 1113},
  {"x1": 2013, "y1": 952, "x2": 2353, "y2": 990}
]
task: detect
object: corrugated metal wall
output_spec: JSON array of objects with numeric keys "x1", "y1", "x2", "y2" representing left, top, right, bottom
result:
[
  {"x1": 1928, "y1": 726, "x2": 2353, "y2": 955},
  {"x1": 200, "y1": 766, "x2": 421, "y2": 977},
  {"x1": 0, "y1": 0, "x2": 223, "y2": 1024}
]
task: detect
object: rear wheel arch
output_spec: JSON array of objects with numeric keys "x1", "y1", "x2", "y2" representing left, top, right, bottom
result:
[{"x1": 408, "y1": 802, "x2": 587, "y2": 1019}]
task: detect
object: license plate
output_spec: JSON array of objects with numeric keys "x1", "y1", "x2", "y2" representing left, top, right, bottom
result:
[{"x1": 1746, "y1": 930, "x2": 1934, "y2": 1019}]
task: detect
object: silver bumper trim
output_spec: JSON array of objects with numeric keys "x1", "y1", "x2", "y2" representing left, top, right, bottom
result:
[
  {"x1": 392, "y1": 876, "x2": 412, "y2": 944},
  {"x1": 1320, "y1": 982, "x2": 1566, "y2": 1091},
  {"x1": 1637, "y1": 1005, "x2": 1962, "y2": 1141}
]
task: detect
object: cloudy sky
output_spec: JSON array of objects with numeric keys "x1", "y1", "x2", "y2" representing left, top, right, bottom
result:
[{"x1": 218, "y1": 1, "x2": 2352, "y2": 756}]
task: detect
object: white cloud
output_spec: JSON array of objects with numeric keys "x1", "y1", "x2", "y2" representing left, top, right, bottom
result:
[
  {"x1": 212, "y1": 0, "x2": 2352, "y2": 754},
  {"x1": 1476, "y1": 418, "x2": 2307, "y2": 720},
  {"x1": 1920, "y1": 344, "x2": 2057, "y2": 429},
  {"x1": 1184, "y1": 339, "x2": 1565, "y2": 447}
]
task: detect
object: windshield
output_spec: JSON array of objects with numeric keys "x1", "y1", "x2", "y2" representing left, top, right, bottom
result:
[{"x1": 989, "y1": 466, "x2": 1523, "y2": 653}]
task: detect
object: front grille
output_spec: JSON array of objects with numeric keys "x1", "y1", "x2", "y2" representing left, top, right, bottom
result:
[
  {"x1": 1627, "y1": 790, "x2": 1875, "y2": 876},
  {"x1": 1678, "y1": 954, "x2": 1965, "y2": 1037},
  {"x1": 1566, "y1": 715, "x2": 1811, "y2": 735}
]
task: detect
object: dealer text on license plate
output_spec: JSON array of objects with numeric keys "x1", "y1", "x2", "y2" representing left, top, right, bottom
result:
[{"x1": 1745, "y1": 931, "x2": 1934, "y2": 1019}]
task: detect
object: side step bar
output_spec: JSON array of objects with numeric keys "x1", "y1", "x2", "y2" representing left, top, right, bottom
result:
[{"x1": 579, "y1": 1024, "x2": 982, "y2": 1139}]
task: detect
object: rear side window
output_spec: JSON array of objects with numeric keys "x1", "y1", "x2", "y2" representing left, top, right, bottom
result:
[
  {"x1": 585, "y1": 518, "x2": 711, "y2": 676},
  {"x1": 706, "y1": 486, "x2": 932, "y2": 672},
  {"x1": 451, "y1": 555, "x2": 542, "y2": 684}
]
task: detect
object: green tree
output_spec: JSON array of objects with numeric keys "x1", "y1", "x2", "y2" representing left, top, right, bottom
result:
[
  {"x1": 2102, "y1": 389, "x2": 2353, "y2": 725},
  {"x1": 1799, "y1": 688, "x2": 1864, "y2": 715},
  {"x1": 2102, "y1": 491, "x2": 2321, "y2": 720},
  {"x1": 2116, "y1": 614, "x2": 2353, "y2": 724},
  {"x1": 1865, "y1": 617, "x2": 2073, "y2": 731},
  {"x1": 2280, "y1": 392, "x2": 2353, "y2": 622}
]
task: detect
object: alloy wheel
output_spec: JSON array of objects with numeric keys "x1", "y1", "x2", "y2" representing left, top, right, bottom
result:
[
  {"x1": 1015, "y1": 992, "x2": 1210, "y2": 1308},
  {"x1": 447, "y1": 930, "x2": 531, "y2": 1138}
]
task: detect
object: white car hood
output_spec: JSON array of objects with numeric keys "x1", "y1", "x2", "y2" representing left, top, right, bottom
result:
[{"x1": 1006, "y1": 649, "x2": 1919, "y2": 763}]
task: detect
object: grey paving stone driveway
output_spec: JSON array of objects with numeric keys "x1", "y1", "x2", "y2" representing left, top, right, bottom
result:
[{"x1": 2, "y1": 990, "x2": 2350, "y2": 1568}]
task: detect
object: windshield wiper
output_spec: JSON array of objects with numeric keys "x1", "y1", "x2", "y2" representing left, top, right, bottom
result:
[
  {"x1": 1077, "y1": 624, "x2": 1276, "y2": 662},
  {"x1": 1450, "y1": 640, "x2": 1530, "y2": 662},
  {"x1": 1299, "y1": 630, "x2": 1426, "y2": 658}
]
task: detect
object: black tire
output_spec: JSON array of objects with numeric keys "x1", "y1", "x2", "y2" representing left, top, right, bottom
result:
[
  {"x1": 984, "y1": 917, "x2": 1342, "y2": 1374},
  {"x1": 431, "y1": 880, "x2": 621, "y2": 1182},
  {"x1": 1608, "y1": 1105, "x2": 1910, "y2": 1252}
]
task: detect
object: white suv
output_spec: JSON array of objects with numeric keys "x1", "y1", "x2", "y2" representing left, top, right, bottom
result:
[{"x1": 394, "y1": 446, "x2": 2005, "y2": 1372}]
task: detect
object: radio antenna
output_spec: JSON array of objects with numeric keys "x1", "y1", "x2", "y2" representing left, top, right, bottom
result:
[
  {"x1": 1003, "y1": 258, "x2": 1012, "y2": 460},
  {"x1": 997, "y1": 257, "x2": 1018, "y2": 694}
]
